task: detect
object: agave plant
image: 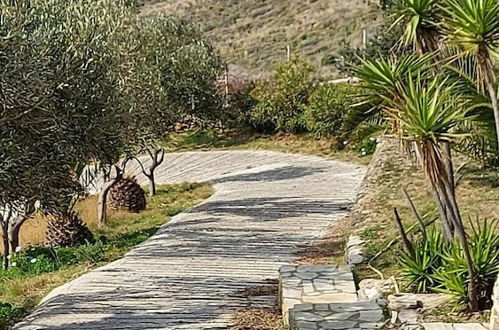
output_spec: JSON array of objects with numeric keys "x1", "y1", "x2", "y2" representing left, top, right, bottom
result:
[
  {"x1": 390, "y1": 0, "x2": 441, "y2": 53},
  {"x1": 400, "y1": 229, "x2": 445, "y2": 293},
  {"x1": 440, "y1": 0, "x2": 499, "y2": 148}
]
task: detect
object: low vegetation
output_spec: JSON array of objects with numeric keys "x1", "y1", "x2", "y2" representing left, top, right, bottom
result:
[
  {"x1": 0, "y1": 183, "x2": 213, "y2": 329},
  {"x1": 138, "y1": 0, "x2": 382, "y2": 77}
]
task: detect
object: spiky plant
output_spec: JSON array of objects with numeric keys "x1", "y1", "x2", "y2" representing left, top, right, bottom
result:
[
  {"x1": 108, "y1": 176, "x2": 146, "y2": 213},
  {"x1": 386, "y1": 73, "x2": 480, "y2": 311},
  {"x1": 440, "y1": 0, "x2": 499, "y2": 148},
  {"x1": 46, "y1": 211, "x2": 93, "y2": 248},
  {"x1": 390, "y1": 0, "x2": 441, "y2": 53}
]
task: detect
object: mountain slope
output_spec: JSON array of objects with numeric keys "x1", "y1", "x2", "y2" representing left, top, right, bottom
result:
[{"x1": 139, "y1": 0, "x2": 382, "y2": 78}]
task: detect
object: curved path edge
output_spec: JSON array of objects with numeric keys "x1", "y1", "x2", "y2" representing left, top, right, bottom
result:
[{"x1": 15, "y1": 150, "x2": 366, "y2": 330}]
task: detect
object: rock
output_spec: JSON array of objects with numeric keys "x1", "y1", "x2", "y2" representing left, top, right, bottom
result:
[
  {"x1": 358, "y1": 279, "x2": 392, "y2": 304},
  {"x1": 415, "y1": 294, "x2": 451, "y2": 311},
  {"x1": 388, "y1": 293, "x2": 419, "y2": 310}
]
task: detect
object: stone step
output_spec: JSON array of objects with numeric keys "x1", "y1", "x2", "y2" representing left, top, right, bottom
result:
[
  {"x1": 289, "y1": 302, "x2": 384, "y2": 330},
  {"x1": 279, "y1": 264, "x2": 359, "y2": 324}
]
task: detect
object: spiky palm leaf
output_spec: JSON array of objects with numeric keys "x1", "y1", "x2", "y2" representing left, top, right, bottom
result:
[
  {"x1": 440, "y1": 0, "x2": 499, "y2": 59},
  {"x1": 383, "y1": 74, "x2": 470, "y2": 184},
  {"x1": 390, "y1": 0, "x2": 441, "y2": 52},
  {"x1": 440, "y1": 0, "x2": 499, "y2": 147}
]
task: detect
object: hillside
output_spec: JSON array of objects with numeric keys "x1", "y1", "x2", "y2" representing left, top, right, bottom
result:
[{"x1": 138, "y1": 0, "x2": 383, "y2": 78}]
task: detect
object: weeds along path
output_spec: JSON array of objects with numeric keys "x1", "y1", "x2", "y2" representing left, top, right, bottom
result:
[{"x1": 15, "y1": 151, "x2": 365, "y2": 330}]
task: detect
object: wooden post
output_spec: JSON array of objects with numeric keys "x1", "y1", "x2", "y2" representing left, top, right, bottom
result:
[
  {"x1": 287, "y1": 44, "x2": 291, "y2": 61},
  {"x1": 362, "y1": 29, "x2": 367, "y2": 48}
]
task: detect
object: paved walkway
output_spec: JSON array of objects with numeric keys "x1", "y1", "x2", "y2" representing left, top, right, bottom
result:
[{"x1": 15, "y1": 151, "x2": 365, "y2": 329}]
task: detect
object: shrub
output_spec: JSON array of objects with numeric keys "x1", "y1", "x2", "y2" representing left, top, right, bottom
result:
[
  {"x1": 400, "y1": 229, "x2": 445, "y2": 292},
  {"x1": 399, "y1": 220, "x2": 499, "y2": 309},
  {"x1": 304, "y1": 83, "x2": 356, "y2": 138},
  {"x1": 250, "y1": 58, "x2": 314, "y2": 133},
  {"x1": 223, "y1": 82, "x2": 262, "y2": 131},
  {"x1": 433, "y1": 220, "x2": 499, "y2": 307},
  {"x1": 0, "y1": 303, "x2": 26, "y2": 329}
]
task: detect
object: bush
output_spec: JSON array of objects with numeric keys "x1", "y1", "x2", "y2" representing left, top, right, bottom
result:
[
  {"x1": 223, "y1": 82, "x2": 261, "y2": 131},
  {"x1": 304, "y1": 83, "x2": 356, "y2": 138},
  {"x1": 0, "y1": 303, "x2": 26, "y2": 329},
  {"x1": 250, "y1": 58, "x2": 314, "y2": 133},
  {"x1": 400, "y1": 229, "x2": 445, "y2": 293},
  {"x1": 399, "y1": 220, "x2": 499, "y2": 309},
  {"x1": 433, "y1": 220, "x2": 499, "y2": 307}
]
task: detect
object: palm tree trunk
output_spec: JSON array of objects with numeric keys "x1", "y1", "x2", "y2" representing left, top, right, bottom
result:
[
  {"x1": 436, "y1": 180, "x2": 479, "y2": 311},
  {"x1": 480, "y1": 54, "x2": 499, "y2": 149}
]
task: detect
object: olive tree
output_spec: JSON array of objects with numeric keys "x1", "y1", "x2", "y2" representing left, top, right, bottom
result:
[
  {"x1": 125, "y1": 16, "x2": 222, "y2": 197},
  {"x1": 0, "y1": 0, "x2": 137, "y2": 266}
]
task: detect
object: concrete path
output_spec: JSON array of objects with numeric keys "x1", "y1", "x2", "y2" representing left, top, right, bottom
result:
[{"x1": 15, "y1": 151, "x2": 365, "y2": 330}]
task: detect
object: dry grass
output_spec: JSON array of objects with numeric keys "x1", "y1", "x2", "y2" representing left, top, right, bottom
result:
[
  {"x1": 353, "y1": 148, "x2": 499, "y2": 281},
  {"x1": 231, "y1": 308, "x2": 286, "y2": 330},
  {"x1": 138, "y1": 0, "x2": 382, "y2": 78},
  {"x1": 165, "y1": 130, "x2": 372, "y2": 165}
]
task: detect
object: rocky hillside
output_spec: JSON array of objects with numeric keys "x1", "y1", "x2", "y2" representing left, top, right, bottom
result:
[{"x1": 138, "y1": 0, "x2": 382, "y2": 78}]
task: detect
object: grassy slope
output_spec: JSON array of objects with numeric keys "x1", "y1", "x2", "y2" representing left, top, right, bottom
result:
[
  {"x1": 0, "y1": 183, "x2": 213, "y2": 327},
  {"x1": 138, "y1": 0, "x2": 382, "y2": 78}
]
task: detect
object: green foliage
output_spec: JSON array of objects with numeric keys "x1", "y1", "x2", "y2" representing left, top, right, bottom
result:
[
  {"x1": 400, "y1": 221, "x2": 499, "y2": 307},
  {"x1": 440, "y1": 0, "x2": 499, "y2": 57},
  {"x1": 390, "y1": 0, "x2": 441, "y2": 51},
  {"x1": 304, "y1": 84, "x2": 355, "y2": 138},
  {"x1": 224, "y1": 82, "x2": 259, "y2": 131},
  {"x1": 250, "y1": 58, "x2": 314, "y2": 133},
  {"x1": 0, "y1": 303, "x2": 25, "y2": 329},
  {"x1": 400, "y1": 229, "x2": 444, "y2": 292}
]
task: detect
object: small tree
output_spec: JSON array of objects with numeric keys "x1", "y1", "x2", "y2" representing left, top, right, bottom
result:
[
  {"x1": 122, "y1": 15, "x2": 222, "y2": 198},
  {"x1": 440, "y1": 0, "x2": 499, "y2": 149},
  {"x1": 384, "y1": 75, "x2": 479, "y2": 311},
  {"x1": 0, "y1": 0, "x2": 137, "y2": 259}
]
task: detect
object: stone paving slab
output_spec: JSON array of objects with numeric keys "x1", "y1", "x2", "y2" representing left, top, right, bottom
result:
[
  {"x1": 280, "y1": 264, "x2": 358, "y2": 323},
  {"x1": 15, "y1": 151, "x2": 365, "y2": 329},
  {"x1": 423, "y1": 323, "x2": 489, "y2": 330},
  {"x1": 289, "y1": 302, "x2": 384, "y2": 330}
]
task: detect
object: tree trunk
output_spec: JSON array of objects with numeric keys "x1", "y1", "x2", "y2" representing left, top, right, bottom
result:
[
  {"x1": 149, "y1": 171, "x2": 156, "y2": 197},
  {"x1": 486, "y1": 78, "x2": 499, "y2": 149},
  {"x1": 436, "y1": 180, "x2": 479, "y2": 311},
  {"x1": 138, "y1": 148, "x2": 165, "y2": 197},
  {"x1": 7, "y1": 224, "x2": 21, "y2": 254},
  {"x1": 393, "y1": 208, "x2": 414, "y2": 256},
  {"x1": 480, "y1": 53, "x2": 499, "y2": 150},
  {"x1": 97, "y1": 179, "x2": 118, "y2": 226},
  {"x1": 1, "y1": 222, "x2": 9, "y2": 270}
]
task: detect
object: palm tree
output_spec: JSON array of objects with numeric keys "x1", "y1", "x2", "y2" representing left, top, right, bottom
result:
[
  {"x1": 385, "y1": 74, "x2": 480, "y2": 311},
  {"x1": 390, "y1": 0, "x2": 441, "y2": 53},
  {"x1": 440, "y1": 0, "x2": 499, "y2": 149},
  {"x1": 354, "y1": 54, "x2": 459, "y2": 238}
]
